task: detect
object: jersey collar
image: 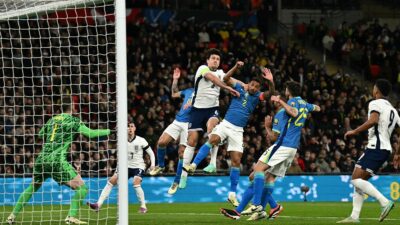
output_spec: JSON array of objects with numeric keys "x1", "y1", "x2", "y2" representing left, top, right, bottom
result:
[{"x1": 128, "y1": 135, "x2": 136, "y2": 143}]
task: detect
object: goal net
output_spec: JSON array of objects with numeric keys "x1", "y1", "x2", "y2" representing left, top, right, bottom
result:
[{"x1": 0, "y1": 0, "x2": 123, "y2": 224}]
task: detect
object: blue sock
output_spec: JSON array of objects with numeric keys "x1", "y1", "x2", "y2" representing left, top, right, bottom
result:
[
  {"x1": 261, "y1": 182, "x2": 276, "y2": 209},
  {"x1": 157, "y1": 146, "x2": 166, "y2": 167},
  {"x1": 261, "y1": 186, "x2": 269, "y2": 209},
  {"x1": 266, "y1": 183, "x2": 277, "y2": 208},
  {"x1": 230, "y1": 167, "x2": 240, "y2": 193},
  {"x1": 252, "y1": 172, "x2": 265, "y2": 206},
  {"x1": 173, "y1": 159, "x2": 183, "y2": 184},
  {"x1": 192, "y1": 142, "x2": 212, "y2": 165},
  {"x1": 236, "y1": 182, "x2": 254, "y2": 213}
]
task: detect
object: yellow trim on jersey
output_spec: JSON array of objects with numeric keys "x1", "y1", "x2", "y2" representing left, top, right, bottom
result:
[{"x1": 199, "y1": 66, "x2": 211, "y2": 77}]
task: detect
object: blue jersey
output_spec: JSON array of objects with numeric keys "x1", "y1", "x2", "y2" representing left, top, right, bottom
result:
[
  {"x1": 279, "y1": 97, "x2": 316, "y2": 148},
  {"x1": 272, "y1": 109, "x2": 289, "y2": 137},
  {"x1": 224, "y1": 83, "x2": 262, "y2": 127},
  {"x1": 175, "y1": 88, "x2": 194, "y2": 123}
]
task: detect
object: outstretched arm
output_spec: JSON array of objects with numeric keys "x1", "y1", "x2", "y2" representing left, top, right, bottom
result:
[
  {"x1": 171, "y1": 68, "x2": 182, "y2": 98},
  {"x1": 223, "y1": 61, "x2": 244, "y2": 87},
  {"x1": 271, "y1": 96, "x2": 299, "y2": 118},
  {"x1": 204, "y1": 72, "x2": 240, "y2": 97},
  {"x1": 78, "y1": 124, "x2": 110, "y2": 138},
  {"x1": 261, "y1": 68, "x2": 275, "y2": 99},
  {"x1": 344, "y1": 112, "x2": 379, "y2": 139}
]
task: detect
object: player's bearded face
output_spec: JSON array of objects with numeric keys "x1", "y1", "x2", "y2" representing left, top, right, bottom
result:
[
  {"x1": 207, "y1": 54, "x2": 220, "y2": 70},
  {"x1": 248, "y1": 81, "x2": 260, "y2": 94}
]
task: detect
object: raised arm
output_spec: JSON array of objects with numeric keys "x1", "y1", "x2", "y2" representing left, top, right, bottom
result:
[
  {"x1": 171, "y1": 68, "x2": 181, "y2": 98},
  {"x1": 78, "y1": 124, "x2": 111, "y2": 138},
  {"x1": 223, "y1": 61, "x2": 244, "y2": 87},
  {"x1": 344, "y1": 112, "x2": 379, "y2": 139},
  {"x1": 204, "y1": 72, "x2": 240, "y2": 97},
  {"x1": 260, "y1": 68, "x2": 275, "y2": 99}
]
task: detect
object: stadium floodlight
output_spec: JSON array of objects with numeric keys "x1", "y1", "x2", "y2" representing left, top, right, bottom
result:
[{"x1": 0, "y1": 0, "x2": 127, "y2": 224}]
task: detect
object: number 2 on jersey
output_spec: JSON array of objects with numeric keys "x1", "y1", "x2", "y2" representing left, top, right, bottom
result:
[{"x1": 294, "y1": 108, "x2": 308, "y2": 127}]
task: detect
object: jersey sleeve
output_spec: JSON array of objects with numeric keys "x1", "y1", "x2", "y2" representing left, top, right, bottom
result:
[
  {"x1": 288, "y1": 98, "x2": 300, "y2": 110},
  {"x1": 145, "y1": 146, "x2": 155, "y2": 168},
  {"x1": 306, "y1": 103, "x2": 316, "y2": 112},
  {"x1": 198, "y1": 65, "x2": 211, "y2": 77},
  {"x1": 272, "y1": 111, "x2": 285, "y2": 134},
  {"x1": 368, "y1": 100, "x2": 382, "y2": 114},
  {"x1": 180, "y1": 89, "x2": 187, "y2": 98}
]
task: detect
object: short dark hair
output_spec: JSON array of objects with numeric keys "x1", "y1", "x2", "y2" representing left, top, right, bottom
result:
[
  {"x1": 286, "y1": 81, "x2": 301, "y2": 97},
  {"x1": 206, "y1": 48, "x2": 221, "y2": 59},
  {"x1": 250, "y1": 77, "x2": 262, "y2": 85},
  {"x1": 375, "y1": 79, "x2": 391, "y2": 97}
]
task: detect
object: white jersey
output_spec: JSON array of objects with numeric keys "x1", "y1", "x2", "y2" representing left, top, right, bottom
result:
[
  {"x1": 192, "y1": 65, "x2": 225, "y2": 108},
  {"x1": 127, "y1": 135, "x2": 155, "y2": 170},
  {"x1": 367, "y1": 99, "x2": 400, "y2": 152}
]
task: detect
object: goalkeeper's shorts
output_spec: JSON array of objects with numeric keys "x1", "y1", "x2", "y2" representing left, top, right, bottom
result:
[{"x1": 33, "y1": 160, "x2": 78, "y2": 184}]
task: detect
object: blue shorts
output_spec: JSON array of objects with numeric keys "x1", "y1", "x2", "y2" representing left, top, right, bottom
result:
[
  {"x1": 188, "y1": 107, "x2": 219, "y2": 132},
  {"x1": 356, "y1": 148, "x2": 390, "y2": 175}
]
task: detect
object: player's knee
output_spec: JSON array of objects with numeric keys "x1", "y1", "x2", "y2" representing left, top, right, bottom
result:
[
  {"x1": 157, "y1": 137, "x2": 168, "y2": 148},
  {"x1": 78, "y1": 184, "x2": 88, "y2": 195},
  {"x1": 208, "y1": 135, "x2": 220, "y2": 145},
  {"x1": 187, "y1": 139, "x2": 197, "y2": 147},
  {"x1": 231, "y1": 159, "x2": 241, "y2": 167},
  {"x1": 351, "y1": 178, "x2": 362, "y2": 188}
]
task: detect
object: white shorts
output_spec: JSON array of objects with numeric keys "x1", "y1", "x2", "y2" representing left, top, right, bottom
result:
[
  {"x1": 163, "y1": 120, "x2": 188, "y2": 145},
  {"x1": 259, "y1": 144, "x2": 297, "y2": 177},
  {"x1": 211, "y1": 120, "x2": 243, "y2": 152}
]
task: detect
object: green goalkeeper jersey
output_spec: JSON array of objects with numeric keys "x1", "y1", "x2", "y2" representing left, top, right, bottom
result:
[{"x1": 38, "y1": 113, "x2": 110, "y2": 161}]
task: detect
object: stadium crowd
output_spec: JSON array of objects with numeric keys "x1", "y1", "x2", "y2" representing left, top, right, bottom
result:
[
  {"x1": 1, "y1": 15, "x2": 400, "y2": 178},
  {"x1": 303, "y1": 18, "x2": 400, "y2": 87}
]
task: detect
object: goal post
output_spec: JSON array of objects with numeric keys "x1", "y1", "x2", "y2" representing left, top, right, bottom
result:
[{"x1": 0, "y1": 0, "x2": 128, "y2": 224}]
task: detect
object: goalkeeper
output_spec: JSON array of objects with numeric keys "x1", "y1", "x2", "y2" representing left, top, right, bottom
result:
[{"x1": 7, "y1": 100, "x2": 110, "y2": 225}]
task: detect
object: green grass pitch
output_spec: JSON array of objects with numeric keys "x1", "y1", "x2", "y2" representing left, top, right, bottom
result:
[{"x1": 2, "y1": 202, "x2": 399, "y2": 224}]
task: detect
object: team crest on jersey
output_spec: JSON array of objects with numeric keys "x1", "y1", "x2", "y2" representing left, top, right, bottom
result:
[
  {"x1": 291, "y1": 102, "x2": 295, "y2": 106},
  {"x1": 274, "y1": 118, "x2": 278, "y2": 125}
]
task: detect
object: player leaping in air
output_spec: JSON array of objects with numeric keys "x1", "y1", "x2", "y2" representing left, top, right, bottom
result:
[
  {"x1": 221, "y1": 81, "x2": 320, "y2": 220},
  {"x1": 7, "y1": 98, "x2": 111, "y2": 225},
  {"x1": 180, "y1": 48, "x2": 240, "y2": 189},
  {"x1": 184, "y1": 62, "x2": 274, "y2": 207},
  {"x1": 149, "y1": 67, "x2": 194, "y2": 195},
  {"x1": 87, "y1": 123, "x2": 155, "y2": 213},
  {"x1": 220, "y1": 95, "x2": 289, "y2": 220},
  {"x1": 337, "y1": 79, "x2": 399, "y2": 223}
]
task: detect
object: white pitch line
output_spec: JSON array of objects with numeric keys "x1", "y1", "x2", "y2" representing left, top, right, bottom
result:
[{"x1": 143, "y1": 212, "x2": 400, "y2": 221}]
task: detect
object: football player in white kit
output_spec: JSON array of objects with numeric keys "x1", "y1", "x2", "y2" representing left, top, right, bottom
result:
[
  {"x1": 180, "y1": 48, "x2": 240, "y2": 186},
  {"x1": 87, "y1": 123, "x2": 155, "y2": 213},
  {"x1": 337, "y1": 79, "x2": 400, "y2": 223}
]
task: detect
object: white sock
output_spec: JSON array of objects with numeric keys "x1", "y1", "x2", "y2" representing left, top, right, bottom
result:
[
  {"x1": 134, "y1": 185, "x2": 146, "y2": 208},
  {"x1": 98, "y1": 181, "x2": 114, "y2": 207},
  {"x1": 351, "y1": 178, "x2": 389, "y2": 207},
  {"x1": 350, "y1": 187, "x2": 364, "y2": 220},
  {"x1": 182, "y1": 145, "x2": 195, "y2": 178},
  {"x1": 228, "y1": 191, "x2": 236, "y2": 198},
  {"x1": 209, "y1": 146, "x2": 218, "y2": 166}
]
